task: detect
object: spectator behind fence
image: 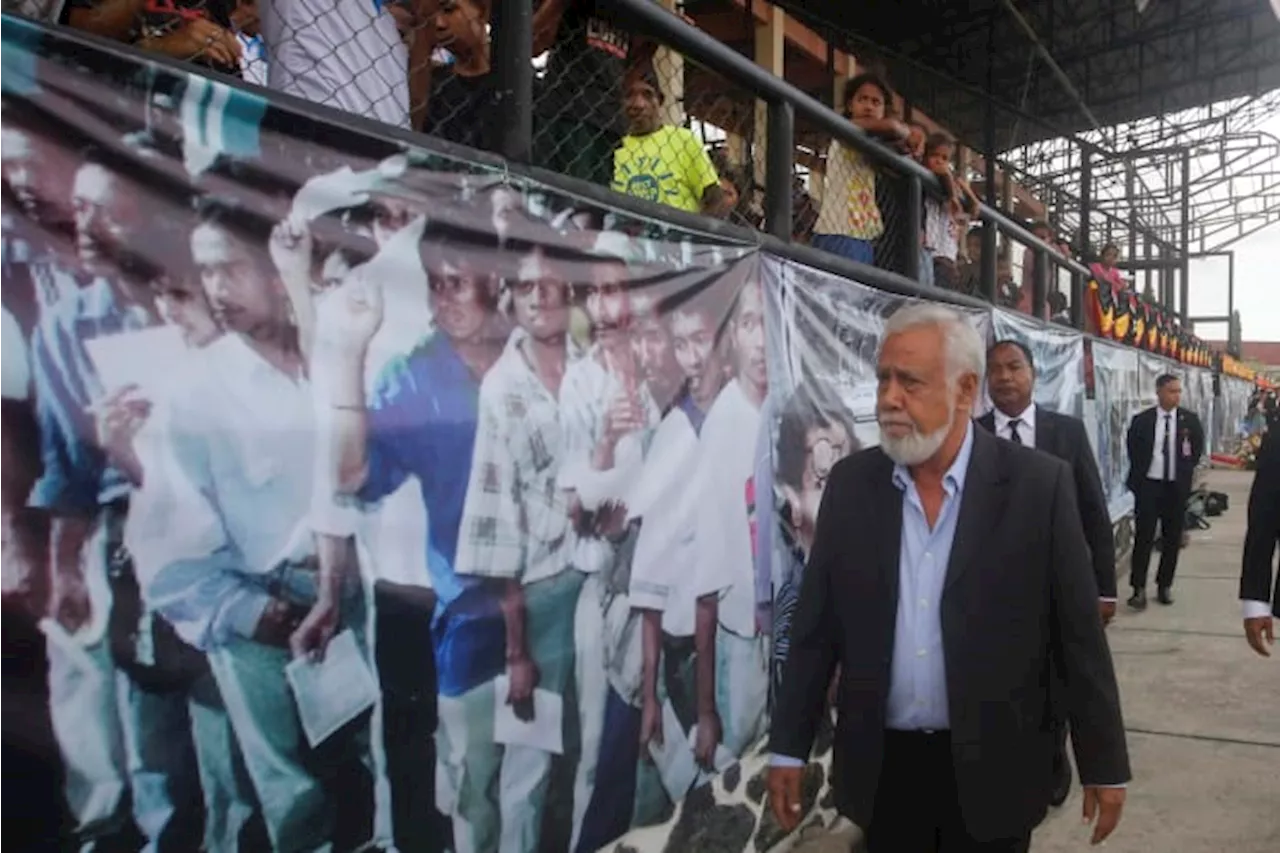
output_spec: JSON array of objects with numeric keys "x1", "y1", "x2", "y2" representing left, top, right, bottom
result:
[
  {"x1": 709, "y1": 149, "x2": 760, "y2": 229},
  {"x1": 1090, "y1": 242, "x2": 1129, "y2": 296},
  {"x1": 533, "y1": 0, "x2": 656, "y2": 187},
  {"x1": 811, "y1": 73, "x2": 908, "y2": 266},
  {"x1": 611, "y1": 69, "x2": 724, "y2": 216},
  {"x1": 259, "y1": 0, "x2": 430, "y2": 131},
  {"x1": 957, "y1": 227, "x2": 983, "y2": 297},
  {"x1": 422, "y1": 0, "x2": 498, "y2": 151},
  {"x1": 62, "y1": 0, "x2": 243, "y2": 76},
  {"x1": 921, "y1": 131, "x2": 979, "y2": 292},
  {"x1": 1016, "y1": 220, "x2": 1064, "y2": 319},
  {"x1": 231, "y1": 0, "x2": 268, "y2": 86}
]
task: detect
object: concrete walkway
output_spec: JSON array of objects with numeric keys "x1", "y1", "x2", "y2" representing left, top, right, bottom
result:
[{"x1": 1034, "y1": 468, "x2": 1280, "y2": 853}]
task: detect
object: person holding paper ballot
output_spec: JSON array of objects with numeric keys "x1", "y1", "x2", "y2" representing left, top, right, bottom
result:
[
  {"x1": 25, "y1": 154, "x2": 220, "y2": 851},
  {"x1": 453, "y1": 243, "x2": 585, "y2": 853},
  {"x1": 146, "y1": 196, "x2": 374, "y2": 851},
  {"x1": 325, "y1": 229, "x2": 511, "y2": 853},
  {"x1": 768, "y1": 304, "x2": 1130, "y2": 852}
]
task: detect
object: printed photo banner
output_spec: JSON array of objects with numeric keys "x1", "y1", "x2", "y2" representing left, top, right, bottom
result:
[
  {"x1": 989, "y1": 308, "x2": 1086, "y2": 420},
  {"x1": 1091, "y1": 341, "x2": 1143, "y2": 521},
  {"x1": 0, "y1": 14, "x2": 1239, "y2": 853}
]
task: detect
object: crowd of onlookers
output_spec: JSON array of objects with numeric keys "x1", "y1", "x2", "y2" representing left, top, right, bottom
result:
[{"x1": 18, "y1": 0, "x2": 1151, "y2": 325}]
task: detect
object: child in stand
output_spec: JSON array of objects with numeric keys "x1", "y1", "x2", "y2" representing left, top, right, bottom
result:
[
  {"x1": 921, "y1": 131, "x2": 979, "y2": 291},
  {"x1": 812, "y1": 73, "x2": 911, "y2": 265}
]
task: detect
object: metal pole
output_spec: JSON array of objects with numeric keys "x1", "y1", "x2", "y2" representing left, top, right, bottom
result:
[
  {"x1": 903, "y1": 173, "x2": 922, "y2": 282},
  {"x1": 1070, "y1": 268, "x2": 1084, "y2": 329},
  {"x1": 765, "y1": 100, "x2": 794, "y2": 242},
  {"x1": 1227, "y1": 250, "x2": 1235, "y2": 321},
  {"x1": 1078, "y1": 145, "x2": 1093, "y2": 262},
  {"x1": 1032, "y1": 247, "x2": 1049, "y2": 319},
  {"x1": 1179, "y1": 147, "x2": 1191, "y2": 325},
  {"x1": 491, "y1": 0, "x2": 533, "y2": 164},
  {"x1": 1125, "y1": 162, "x2": 1137, "y2": 265}
]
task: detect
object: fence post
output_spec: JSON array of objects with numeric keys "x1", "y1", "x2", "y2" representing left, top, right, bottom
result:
[
  {"x1": 1032, "y1": 246, "x2": 1049, "y2": 319},
  {"x1": 1070, "y1": 269, "x2": 1085, "y2": 329},
  {"x1": 765, "y1": 99, "x2": 794, "y2": 241},
  {"x1": 903, "y1": 174, "x2": 922, "y2": 282},
  {"x1": 491, "y1": 0, "x2": 533, "y2": 164},
  {"x1": 980, "y1": 222, "x2": 998, "y2": 303}
]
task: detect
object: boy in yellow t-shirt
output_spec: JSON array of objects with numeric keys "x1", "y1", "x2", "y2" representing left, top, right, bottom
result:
[{"x1": 612, "y1": 69, "x2": 725, "y2": 215}]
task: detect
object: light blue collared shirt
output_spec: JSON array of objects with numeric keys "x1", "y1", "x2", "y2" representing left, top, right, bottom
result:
[
  {"x1": 772, "y1": 424, "x2": 974, "y2": 767},
  {"x1": 884, "y1": 422, "x2": 973, "y2": 731}
]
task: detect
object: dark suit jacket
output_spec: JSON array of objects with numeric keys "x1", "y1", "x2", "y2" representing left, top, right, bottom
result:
[
  {"x1": 770, "y1": 427, "x2": 1130, "y2": 842},
  {"x1": 977, "y1": 408, "x2": 1117, "y2": 598},
  {"x1": 1241, "y1": 431, "x2": 1280, "y2": 617},
  {"x1": 1125, "y1": 406, "x2": 1205, "y2": 496}
]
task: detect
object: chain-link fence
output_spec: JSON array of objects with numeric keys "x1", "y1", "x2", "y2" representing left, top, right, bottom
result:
[{"x1": 8, "y1": 0, "x2": 1104, "y2": 315}]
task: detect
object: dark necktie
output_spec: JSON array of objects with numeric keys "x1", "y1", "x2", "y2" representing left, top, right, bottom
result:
[
  {"x1": 1163, "y1": 413, "x2": 1173, "y2": 481},
  {"x1": 1009, "y1": 418, "x2": 1023, "y2": 445}
]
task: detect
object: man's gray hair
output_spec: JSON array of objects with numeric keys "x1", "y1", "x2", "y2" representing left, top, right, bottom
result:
[{"x1": 881, "y1": 302, "x2": 986, "y2": 385}]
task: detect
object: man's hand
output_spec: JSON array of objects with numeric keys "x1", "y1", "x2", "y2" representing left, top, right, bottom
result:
[
  {"x1": 289, "y1": 597, "x2": 341, "y2": 662},
  {"x1": 1081, "y1": 785, "x2": 1125, "y2": 845},
  {"x1": 1099, "y1": 599, "x2": 1117, "y2": 626},
  {"x1": 146, "y1": 19, "x2": 242, "y2": 68},
  {"x1": 327, "y1": 273, "x2": 385, "y2": 358},
  {"x1": 594, "y1": 390, "x2": 646, "y2": 469},
  {"x1": 269, "y1": 215, "x2": 314, "y2": 290},
  {"x1": 1244, "y1": 616, "x2": 1274, "y2": 657},
  {"x1": 91, "y1": 384, "x2": 152, "y2": 484},
  {"x1": 506, "y1": 651, "x2": 540, "y2": 722},
  {"x1": 253, "y1": 598, "x2": 305, "y2": 648},
  {"x1": 49, "y1": 570, "x2": 91, "y2": 634},
  {"x1": 692, "y1": 709, "x2": 722, "y2": 770},
  {"x1": 639, "y1": 694, "x2": 663, "y2": 753},
  {"x1": 591, "y1": 500, "x2": 629, "y2": 540},
  {"x1": 767, "y1": 764, "x2": 804, "y2": 832}
]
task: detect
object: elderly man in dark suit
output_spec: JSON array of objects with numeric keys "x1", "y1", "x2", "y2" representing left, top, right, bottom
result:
[
  {"x1": 768, "y1": 303, "x2": 1130, "y2": 852},
  {"x1": 977, "y1": 338, "x2": 1117, "y2": 808},
  {"x1": 1125, "y1": 373, "x2": 1205, "y2": 609}
]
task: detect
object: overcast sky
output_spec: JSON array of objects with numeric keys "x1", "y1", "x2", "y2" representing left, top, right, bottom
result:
[{"x1": 1187, "y1": 111, "x2": 1280, "y2": 343}]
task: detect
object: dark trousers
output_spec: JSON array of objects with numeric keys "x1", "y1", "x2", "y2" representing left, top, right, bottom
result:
[
  {"x1": 1131, "y1": 480, "x2": 1186, "y2": 590},
  {"x1": 374, "y1": 581, "x2": 450, "y2": 853},
  {"x1": 867, "y1": 731, "x2": 1032, "y2": 853},
  {"x1": 573, "y1": 687, "x2": 641, "y2": 853}
]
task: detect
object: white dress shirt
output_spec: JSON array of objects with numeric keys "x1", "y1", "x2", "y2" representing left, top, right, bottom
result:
[
  {"x1": 1146, "y1": 407, "x2": 1177, "y2": 481},
  {"x1": 993, "y1": 402, "x2": 1036, "y2": 448}
]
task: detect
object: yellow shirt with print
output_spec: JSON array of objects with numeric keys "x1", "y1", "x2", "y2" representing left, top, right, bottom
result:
[{"x1": 612, "y1": 125, "x2": 719, "y2": 214}]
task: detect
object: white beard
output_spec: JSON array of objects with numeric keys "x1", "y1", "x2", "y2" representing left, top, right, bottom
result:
[{"x1": 878, "y1": 406, "x2": 955, "y2": 466}]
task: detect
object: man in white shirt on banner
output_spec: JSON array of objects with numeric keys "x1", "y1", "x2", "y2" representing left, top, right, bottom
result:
[
  {"x1": 692, "y1": 273, "x2": 770, "y2": 768},
  {"x1": 147, "y1": 197, "x2": 373, "y2": 852}
]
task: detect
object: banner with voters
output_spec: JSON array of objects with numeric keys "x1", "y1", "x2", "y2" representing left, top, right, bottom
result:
[{"x1": 0, "y1": 15, "x2": 1223, "y2": 853}]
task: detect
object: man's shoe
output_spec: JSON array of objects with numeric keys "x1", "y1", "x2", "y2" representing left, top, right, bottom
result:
[
  {"x1": 1127, "y1": 588, "x2": 1147, "y2": 610},
  {"x1": 1157, "y1": 587, "x2": 1175, "y2": 605},
  {"x1": 1049, "y1": 752, "x2": 1072, "y2": 807}
]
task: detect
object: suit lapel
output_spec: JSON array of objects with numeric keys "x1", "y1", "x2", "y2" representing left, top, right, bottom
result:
[
  {"x1": 869, "y1": 451, "x2": 903, "y2": 607},
  {"x1": 1036, "y1": 407, "x2": 1057, "y2": 455},
  {"x1": 945, "y1": 429, "x2": 1009, "y2": 594},
  {"x1": 975, "y1": 412, "x2": 995, "y2": 435}
]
